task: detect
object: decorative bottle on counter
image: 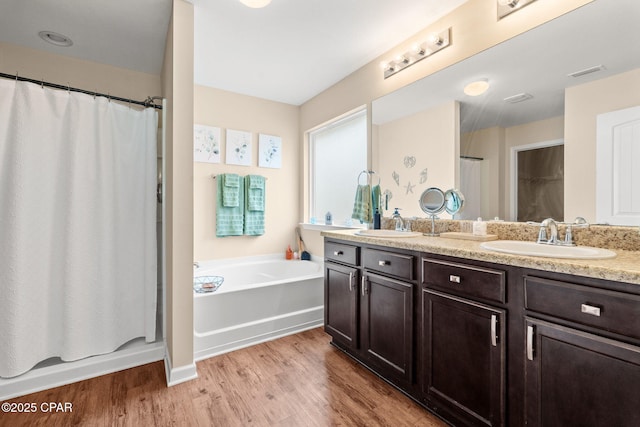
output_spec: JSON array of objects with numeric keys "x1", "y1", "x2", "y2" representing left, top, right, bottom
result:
[{"x1": 473, "y1": 217, "x2": 487, "y2": 236}]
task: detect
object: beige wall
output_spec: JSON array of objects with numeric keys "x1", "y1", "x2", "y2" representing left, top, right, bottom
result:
[
  {"x1": 0, "y1": 42, "x2": 160, "y2": 103},
  {"x1": 375, "y1": 101, "x2": 460, "y2": 219},
  {"x1": 162, "y1": 0, "x2": 194, "y2": 371},
  {"x1": 193, "y1": 86, "x2": 300, "y2": 260},
  {"x1": 565, "y1": 68, "x2": 640, "y2": 222}
]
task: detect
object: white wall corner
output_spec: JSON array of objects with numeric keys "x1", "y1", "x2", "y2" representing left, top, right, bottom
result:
[{"x1": 164, "y1": 344, "x2": 198, "y2": 386}]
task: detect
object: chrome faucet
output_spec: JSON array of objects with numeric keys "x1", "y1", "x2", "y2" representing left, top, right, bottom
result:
[
  {"x1": 539, "y1": 218, "x2": 559, "y2": 244},
  {"x1": 193, "y1": 262, "x2": 200, "y2": 269},
  {"x1": 391, "y1": 208, "x2": 404, "y2": 231},
  {"x1": 535, "y1": 217, "x2": 589, "y2": 246}
]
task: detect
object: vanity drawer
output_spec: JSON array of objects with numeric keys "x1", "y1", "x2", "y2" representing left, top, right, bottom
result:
[
  {"x1": 422, "y1": 258, "x2": 506, "y2": 303},
  {"x1": 325, "y1": 241, "x2": 360, "y2": 266},
  {"x1": 525, "y1": 276, "x2": 640, "y2": 340},
  {"x1": 363, "y1": 248, "x2": 414, "y2": 280}
]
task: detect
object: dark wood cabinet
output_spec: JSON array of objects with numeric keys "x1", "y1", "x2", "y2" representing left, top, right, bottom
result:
[
  {"x1": 421, "y1": 288, "x2": 506, "y2": 427},
  {"x1": 323, "y1": 237, "x2": 639, "y2": 427},
  {"x1": 361, "y1": 272, "x2": 414, "y2": 384},
  {"x1": 324, "y1": 261, "x2": 359, "y2": 350},
  {"x1": 524, "y1": 317, "x2": 640, "y2": 427}
]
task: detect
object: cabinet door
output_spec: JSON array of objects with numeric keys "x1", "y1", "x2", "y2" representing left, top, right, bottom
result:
[
  {"x1": 421, "y1": 289, "x2": 505, "y2": 427},
  {"x1": 360, "y1": 272, "x2": 413, "y2": 383},
  {"x1": 324, "y1": 262, "x2": 359, "y2": 349},
  {"x1": 525, "y1": 318, "x2": 640, "y2": 427}
]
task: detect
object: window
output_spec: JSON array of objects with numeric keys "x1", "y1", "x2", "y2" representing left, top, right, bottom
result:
[{"x1": 309, "y1": 109, "x2": 367, "y2": 225}]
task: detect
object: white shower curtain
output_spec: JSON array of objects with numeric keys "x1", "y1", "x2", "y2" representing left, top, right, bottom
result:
[
  {"x1": 0, "y1": 79, "x2": 157, "y2": 378},
  {"x1": 459, "y1": 158, "x2": 483, "y2": 220}
]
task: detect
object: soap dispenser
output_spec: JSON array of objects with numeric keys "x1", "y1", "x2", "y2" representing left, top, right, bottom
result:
[
  {"x1": 373, "y1": 208, "x2": 381, "y2": 229},
  {"x1": 325, "y1": 211, "x2": 332, "y2": 225}
]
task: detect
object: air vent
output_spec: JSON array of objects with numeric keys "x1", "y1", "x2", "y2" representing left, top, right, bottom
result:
[
  {"x1": 503, "y1": 93, "x2": 533, "y2": 104},
  {"x1": 568, "y1": 65, "x2": 605, "y2": 78}
]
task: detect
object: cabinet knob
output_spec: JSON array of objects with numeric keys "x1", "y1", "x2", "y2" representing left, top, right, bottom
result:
[
  {"x1": 449, "y1": 274, "x2": 461, "y2": 284},
  {"x1": 333, "y1": 251, "x2": 343, "y2": 256},
  {"x1": 581, "y1": 303, "x2": 601, "y2": 317}
]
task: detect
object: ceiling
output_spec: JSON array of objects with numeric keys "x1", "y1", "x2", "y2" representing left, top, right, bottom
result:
[{"x1": 0, "y1": 0, "x2": 468, "y2": 106}]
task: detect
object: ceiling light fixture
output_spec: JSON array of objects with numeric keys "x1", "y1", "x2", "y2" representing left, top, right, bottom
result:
[
  {"x1": 239, "y1": 0, "x2": 272, "y2": 8},
  {"x1": 383, "y1": 28, "x2": 452, "y2": 79},
  {"x1": 497, "y1": 0, "x2": 537, "y2": 19},
  {"x1": 38, "y1": 31, "x2": 73, "y2": 47},
  {"x1": 464, "y1": 79, "x2": 490, "y2": 96}
]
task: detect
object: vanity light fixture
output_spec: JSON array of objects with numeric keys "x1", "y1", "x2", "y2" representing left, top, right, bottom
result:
[
  {"x1": 239, "y1": 0, "x2": 272, "y2": 8},
  {"x1": 463, "y1": 79, "x2": 490, "y2": 96},
  {"x1": 497, "y1": 0, "x2": 537, "y2": 20},
  {"x1": 383, "y1": 28, "x2": 451, "y2": 79}
]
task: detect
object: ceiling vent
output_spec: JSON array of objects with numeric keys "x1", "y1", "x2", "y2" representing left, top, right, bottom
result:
[
  {"x1": 503, "y1": 93, "x2": 533, "y2": 104},
  {"x1": 568, "y1": 65, "x2": 605, "y2": 78}
]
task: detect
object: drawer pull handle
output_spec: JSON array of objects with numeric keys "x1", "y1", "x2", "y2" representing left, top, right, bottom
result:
[
  {"x1": 378, "y1": 260, "x2": 390, "y2": 266},
  {"x1": 333, "y1": 251, "x2": 343, "y2": 256},
  {"x1": 527, "y1": 325, "x2": 535, "y2": 361},
  {"x1": 361, "y1": 276, "x2": 367, "y2": 296},
  {"x1": 581, "y1": 304, "x2": 601, "y2": 317},
  {"x1": 348, "y1": 272, "x2": 353, "y2": 292},
  {"x1": 490, "y1": 314, "x2": 498, "y2": 347},
  {"x1": 449, "y1": 275, "x2": 461, "y2": 284}
]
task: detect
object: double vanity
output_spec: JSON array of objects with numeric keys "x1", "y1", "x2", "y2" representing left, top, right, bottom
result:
[{"x1": 322, "y1": 223, "x2": 640, "y2": 427}]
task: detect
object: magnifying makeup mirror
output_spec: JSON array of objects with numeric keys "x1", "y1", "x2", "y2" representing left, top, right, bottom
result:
[
  {"x1": 419, "y1": 187, "x2": 446, "y2": 236},
  {"x1": 444, "y1": 188, "x2": 465, "y2": 218}
]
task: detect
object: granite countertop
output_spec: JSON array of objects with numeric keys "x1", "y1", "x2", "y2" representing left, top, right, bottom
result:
[{"x1": 321, "y1": 229, "x2": 640, "y2": 285}]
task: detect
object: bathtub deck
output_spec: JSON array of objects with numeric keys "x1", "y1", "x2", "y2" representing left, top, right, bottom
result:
[{"x1": 2, "y1": 328, "x2": 447, "y2": 427}]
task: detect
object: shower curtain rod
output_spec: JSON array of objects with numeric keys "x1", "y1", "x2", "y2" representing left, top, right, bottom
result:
[
  {"x1": 0, "y1": 72, "x2": 163, "y2": 110},
  {"x1": 460, "y1": 155, "x2": 484, "y2": 161}
]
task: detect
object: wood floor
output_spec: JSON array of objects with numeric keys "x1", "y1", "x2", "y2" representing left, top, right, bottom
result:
[{"x1": 1, "y1": 328, "x2": 447, "y2": 427}]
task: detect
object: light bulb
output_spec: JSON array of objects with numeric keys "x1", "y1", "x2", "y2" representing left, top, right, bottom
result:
[
  {"x1": 428, "y1": 33, "x2": 443, "y2": 46},
  {"x1": 411, "y1": 43, "x2": 425, "y2": 55},
  {"x1": 498, "y1": 0, "x2": 519, "y2": 7}
]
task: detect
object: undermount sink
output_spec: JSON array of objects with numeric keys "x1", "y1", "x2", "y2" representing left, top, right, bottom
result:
[
  {"x1": 480, "y1": 240, "x2": 616, "y2": 260},
  {"x1": 354, "y1": 229, "x2": 423, "y2": 238}
]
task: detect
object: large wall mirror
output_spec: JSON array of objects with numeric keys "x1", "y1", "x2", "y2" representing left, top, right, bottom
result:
[{"x1": 372, "y1": 0, "x2": 640, "y2": 225}]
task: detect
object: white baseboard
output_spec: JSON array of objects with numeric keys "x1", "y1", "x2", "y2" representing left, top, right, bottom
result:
[
  {"x1": 194, "y1": 307, "x2": 323, "y2": 361},
  {"x1": 0, "y1": 341, "x2": 165, "y2": 401},
  {"x1": 163, "y1": 344, "x2": 198, "y2": 386}
]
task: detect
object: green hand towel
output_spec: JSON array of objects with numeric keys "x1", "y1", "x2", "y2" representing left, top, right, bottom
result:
[
  {"x1": 371, "y1": 184, "x2": 381, "y2": 216},
  {"x1": 216, "y1": 177, "x2": 244, "y2": 237},
  {"x1": 222, "y1": 173, "x2": 240, "y2": 207},
  {"x1": 246, "y1": 174, "x2": 265, "y2": 212},
  {"x1": 351, "y1": 184, "x2": 371, "y2": 223},
  {"x1": 244, "y1": 175, "x2": 265, "y2": 235}
]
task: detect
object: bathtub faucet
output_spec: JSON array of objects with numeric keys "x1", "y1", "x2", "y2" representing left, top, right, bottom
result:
[{"x1": 193, "y1": 262, "x2": 200, "y2": 269}]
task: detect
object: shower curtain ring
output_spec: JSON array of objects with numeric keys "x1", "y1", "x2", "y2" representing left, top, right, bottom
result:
[
  {"x1": 15, "y1": 72, "x2": 18, "y2": 81},
  {"x1": 67, "y1": 83, "x2": 70, "y2": 94},
  {"x1": 41, "y1": 79, "x2": 44, "y2": 89}
]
